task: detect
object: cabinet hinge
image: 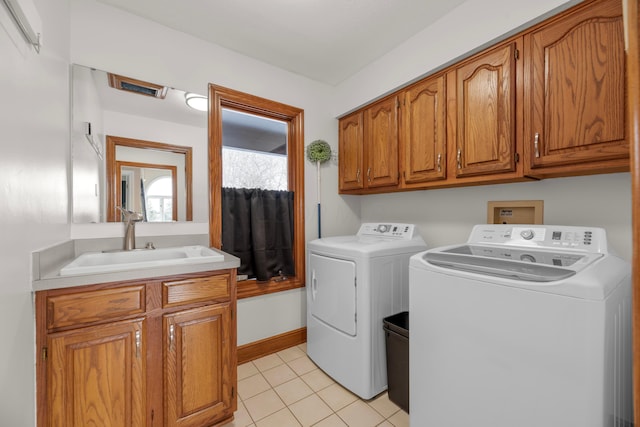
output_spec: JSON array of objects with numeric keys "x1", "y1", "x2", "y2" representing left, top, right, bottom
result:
[
  {"x1": 515, "y1": 153, "x2": 520, "y2": 163},
  {"x1": 514, "y1": 49, "x2": 520, "y2": 60},
  {"x1": 41, "y1": 347, "x2": 47, "y2": 361},
  {"x1": 232, "y1": 386, "x2": 236, "y2": 399}
]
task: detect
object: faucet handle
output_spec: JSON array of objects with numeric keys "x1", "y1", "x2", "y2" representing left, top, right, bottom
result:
[{"x1": 117, "y1": 206, "x2": 144, "y2": 221}]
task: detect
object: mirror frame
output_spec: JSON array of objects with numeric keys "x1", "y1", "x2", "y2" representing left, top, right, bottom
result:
[
  {"x1": 106, "y1": 135, "x2": 193, "y2": 222},
  {"x1": 116, "y1": 161, "x2": 178, "y2": 221}
]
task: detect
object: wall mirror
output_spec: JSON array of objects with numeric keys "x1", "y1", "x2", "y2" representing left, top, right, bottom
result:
[
  {"x1": 71, "y1": 64, "x2": 206, "y2": 223},
  {"x1": 105, "y1": 135, "x2": 192, "y2": 222}
]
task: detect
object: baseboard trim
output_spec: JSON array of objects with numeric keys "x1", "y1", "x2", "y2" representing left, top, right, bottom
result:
[{"x1": 237, "y1": 327, "x2": 307, "y2": 364}]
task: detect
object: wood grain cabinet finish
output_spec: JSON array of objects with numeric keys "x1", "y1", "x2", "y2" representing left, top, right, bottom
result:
[
  {"x1": 36, "y1": 270, "x2": 237, "y2": 427},
  {"x1": 523, "y1": 0, "x2": 628, "y2": 178},
  {"x1": 339, "y1": 96, "x2": 400, "y2": 193},
  {"x1": 401, "y1": 74, "x2": 447, "y2": 186},
  {"x1": 164, "y1": 304, "x2": 233, "y2": 427},
  {"x1": 47, "y1": 318, "x2": 146, "y2": 427},
  {"x1": 338, "y1": 111, "x2": 364, "y2": 192},
  {"x1": 337, "y1": 0, "x2": 629, "y2": 194},
  {"x1": 449, "y1": 40, "x2": 521, "y2": 179},
  {"x1": 363, "y1": 95, "x2": 400, "y2": 189}
]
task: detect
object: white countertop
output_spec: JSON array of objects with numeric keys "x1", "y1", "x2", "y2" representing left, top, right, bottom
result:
[{"x1": 31, "y1": 236, "x2": 241, "y2": 291}]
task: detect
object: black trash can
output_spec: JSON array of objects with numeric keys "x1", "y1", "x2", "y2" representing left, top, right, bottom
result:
[{"x1": 383, "y1": 311, "x2": 409, "y2": 413}]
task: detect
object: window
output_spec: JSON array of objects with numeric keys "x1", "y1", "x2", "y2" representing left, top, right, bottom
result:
[
  {"x1": 209, "y1": 85, "x2": 305, "y2": 299},
  {"x1": 146, "y1": 176, "x2": 174, "y2": 221}
]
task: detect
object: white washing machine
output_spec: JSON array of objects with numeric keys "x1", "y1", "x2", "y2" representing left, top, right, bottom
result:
[
  {"x1": 409, "y1": 224, "x2": 632, "y2": 427},
  {"x1": 306, "y1": 223, "x2": 427, "y2": 399}
]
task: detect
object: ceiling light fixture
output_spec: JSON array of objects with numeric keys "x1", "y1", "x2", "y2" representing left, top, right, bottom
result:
[{"x1": 185, "y1": 92, "x2": 208, "y2": 112}]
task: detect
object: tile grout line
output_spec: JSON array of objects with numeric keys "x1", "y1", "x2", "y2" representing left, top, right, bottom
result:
[{"x1": 232, "y1": 343, "x2": 408, "y2": 427}]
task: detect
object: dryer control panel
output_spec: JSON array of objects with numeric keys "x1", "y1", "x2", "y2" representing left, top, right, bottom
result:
[
  {"x1": 357, "y1": 223, "x2": 417, "y2": 239},
  {"x1": 468, "y1": 224, "x2": 608, "y2": 254}
]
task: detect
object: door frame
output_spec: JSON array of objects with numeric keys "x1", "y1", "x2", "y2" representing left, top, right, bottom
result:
[{"x1": 624, "y1": 0, "x2": 640, "y2": 424}]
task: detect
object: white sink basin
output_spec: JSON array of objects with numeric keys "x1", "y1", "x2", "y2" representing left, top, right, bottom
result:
[{"x1": 59, "y1": 245, "x2": 225, "y2": 276}]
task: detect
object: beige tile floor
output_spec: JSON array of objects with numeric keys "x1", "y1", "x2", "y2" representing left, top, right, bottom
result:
[{"x1": 222, "y1": 343, "x2": 409, "y2": 427}]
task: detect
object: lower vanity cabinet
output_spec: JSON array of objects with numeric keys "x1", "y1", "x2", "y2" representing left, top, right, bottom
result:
[
  {"x1": 36, "y1": 270, "x2": 237, "y2": 427},
  {"x1": 46, "y1": 317, "x2": 147, "y2": 427},
  {"x1": 164, "y1": 304, "x2": 233, "y2": 427}
]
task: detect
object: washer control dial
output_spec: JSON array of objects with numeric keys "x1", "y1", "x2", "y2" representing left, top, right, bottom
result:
[
  {"x1": 520, "y1": 229, "x2": 535, "y2": 240},
  {"x1": 377, "y1": 224, "x2": 390, "y2": 233}
]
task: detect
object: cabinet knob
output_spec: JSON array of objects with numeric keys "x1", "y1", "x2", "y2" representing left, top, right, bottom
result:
[
  {"x1": 534, "y1": 133, "x2": 540, "y2": 158},
  {"x1": 367, "y1": 167, "x2": 371, "y2": 182},
  {"x1": 456, "y1": 149, "x2": 462, "y2": 169},
  {"x1": 437, "y1": 153, "x2": 442, "y2": 172},
  {"x1": 356, "y1": 168, "x2": 360, "y2": 183},
  {"x1": 169, "y1": 324, "x2": 175, "y2": 349}
]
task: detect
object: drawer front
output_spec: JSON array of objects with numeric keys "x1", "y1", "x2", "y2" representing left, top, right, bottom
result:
[
  {"x1": 163, "y1": 274, "x2": 230, "y2": 307},
  {"x1": 47, "y1": 285, "x2": 146, "y2": 330}
]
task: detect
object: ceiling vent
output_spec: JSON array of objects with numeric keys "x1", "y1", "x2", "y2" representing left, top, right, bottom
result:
[{"x1": 107, "y1": 73, "x2": 168, "y2": 99}]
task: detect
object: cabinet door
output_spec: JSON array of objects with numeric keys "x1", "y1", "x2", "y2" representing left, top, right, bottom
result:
[
  {"x1": 524, "y1": 0, "x2": 627, "y2": 173},
  {"x1": 164, "y1": 304, "x2": 233, "y2": 427},
  {"x1": 47, "y1": 319, "x2": 145, "y2": 427},
  {"x1": 364, "y1": 96, "x2": 400, "y2": 188},
  {"x1": 453, "y1": 42, "x2": 517, "y2": 178},
  {"x1": 402, "y1": 75, "x2": 447, "y2": 184},
  {"x1": 338, "y1": 111, "x2": 364, "y2": 192}
]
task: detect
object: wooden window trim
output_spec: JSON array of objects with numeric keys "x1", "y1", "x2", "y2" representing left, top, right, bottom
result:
[{"x1": 208, "y1": 84, "x2": 305, "y2": 299}]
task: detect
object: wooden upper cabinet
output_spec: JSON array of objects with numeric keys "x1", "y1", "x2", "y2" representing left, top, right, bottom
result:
[
  {"x1": 523, "y1": 0, "x2": 628, "y2": 177},
  {"x1": 337, "y1": 0, "x2": 629, "y2": 194},
  {"x1": 164, "y1": 304, "x2": 233, "y2": 427},
  {"x1": 47, "y1": 319, "x2": 146, "y2": 427},
  {"x1": 339, "y1": 96, "x2": 399, "y2": 193},
  {"x1": 338, "y1": 111, "x2": 364, "y2": 192},
  {"x1": 364, "y1": 95, "x2": 400, "y2": 189},
  {"x1": 450, "y1": 40, "x2": 519, "y2": 178},
  {"x1": 401, "y1": 74, "x2": 447, "y2": 185}
]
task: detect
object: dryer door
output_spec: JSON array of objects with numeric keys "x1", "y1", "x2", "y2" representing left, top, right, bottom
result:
[{"x1": 309, "y1": 253, "x2": 357, "y2": 336}]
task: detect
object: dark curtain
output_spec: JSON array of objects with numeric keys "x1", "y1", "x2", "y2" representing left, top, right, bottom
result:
[{"x1": 221, "y1": 187, "x2": 295, "y2": 281}]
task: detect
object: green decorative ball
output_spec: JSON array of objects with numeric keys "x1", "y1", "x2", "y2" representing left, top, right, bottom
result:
[{"x1": 306, "y1": 140, "x2": 332, "y2": 163}]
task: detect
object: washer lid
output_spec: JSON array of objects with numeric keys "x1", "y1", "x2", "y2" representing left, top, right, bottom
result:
[
  {"x1": 308, "y1": 223, "x2": 427, "y2": 257},
  {"x1": 423, "y1": 244, "x2": 603, "y2": 282},
  {"x1": 308, "y1": 234, "x2": 427, "y2": 257}
]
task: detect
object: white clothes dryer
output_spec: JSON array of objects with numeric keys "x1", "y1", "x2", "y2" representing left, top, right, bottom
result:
[
  {"x1": 409, "y1": 224, "x2": 632, "y2": 427},
  {"x1": 307, "y1": 223, "x2": 427, "y2": 399}
]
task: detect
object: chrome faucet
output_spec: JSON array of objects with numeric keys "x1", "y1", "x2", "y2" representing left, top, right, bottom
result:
[{"x1": 117, "y1": 207, "x2": 144, "y2": 251}]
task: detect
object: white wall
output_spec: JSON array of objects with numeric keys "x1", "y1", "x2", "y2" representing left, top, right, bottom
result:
[
  {"x1": 360, "y1": 173, "x2": 632, "y2": 261},
  {"x1": 68, "y1": 0, "x2": 361, "y2": 346},
  {"x1": 331, "y1": 0, "x2": 631, "y2": 262},
  {"x1": 72, "y1": 64, "x2": 103, "y2": 222},
  {"x1": 1, "y1": 1, "x2": 632, "y2": 424},
  {"x1": 0, "y1": 0, "x2": 70, "y2": 425},
  {"x1": 333, "y1": 0, "x2": 583, "y2": 115},
  {"x1": 106, "y1": 111, "x2": 205, "y2": 223}
]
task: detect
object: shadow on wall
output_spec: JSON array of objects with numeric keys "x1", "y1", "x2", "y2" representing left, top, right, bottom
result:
[{"x1": 358, "y1": 173, "x2": 632, "y2": 260}]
